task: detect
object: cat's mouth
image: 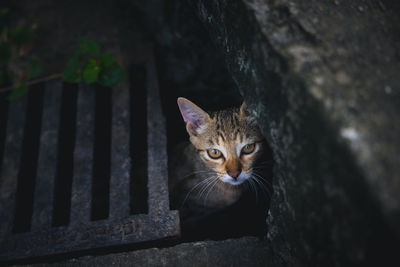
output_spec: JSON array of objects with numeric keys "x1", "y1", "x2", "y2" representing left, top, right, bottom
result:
[{"x1": 220, "y1": 173, "x2": 249, "y2": 186}]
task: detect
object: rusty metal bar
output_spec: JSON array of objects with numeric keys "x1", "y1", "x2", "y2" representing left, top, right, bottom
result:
[
  {"x1": 109, "y1": 84, "x2": 131, "y2": 219},
  {"x1": 146, "y1": 50, "x2": 171, "y2": 216},
  {"x1": 0, "y1": 47, "x2": 180, "y2": 263},
  {"x1": 1, "y1": 212, "x2": 179, "y2": 261},
  {"x1": 70, "y1": 84, "x2": 95, "y2": 225}
]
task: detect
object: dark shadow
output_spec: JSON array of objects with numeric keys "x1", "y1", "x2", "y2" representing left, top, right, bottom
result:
[
  {"x1": 129, "y1": 64, "x2": 148, "y2": 215},
  {"x1": 13, "y1": 83, "x2": 44, "y2": 233},
  {"x1": 156, "y1": 0, "x2": 274, "y2": 241},
  {"x1": 91, "y1": 85, "x2": 112, "y2": 221},
  {"x1": 52, "y1": 82, "x2": 78, "y2": 227}
]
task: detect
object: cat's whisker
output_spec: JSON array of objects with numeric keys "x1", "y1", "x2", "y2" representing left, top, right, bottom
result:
[
  {"x1": 251, "y1": 170, "x2": 273, "y2": 187},
  {"x1": 181, "y1": 176, "x2": 217, "y2": 208},
  {"x1": 197, "y1": 176, "x2": 219, "y2": 202},
  {"x1": 196, "y1": 178, "x2": 214, "y2": 200},
  {"x1": 197, "y1": 177, "x2": 218, "y2": 199},
  {"x1": 182, "y1": 170, "x2": 217, "y2": 179},
  {"x1": 246, "y1": 179, "x2": 258, "y2": 202},
  {"x1": 250, "y1": 176, "x2": 272, "y2": 198},
  {"x1": 250, "y1": 172, "x2": 273, "y2": 197},
  {"x1": 253, "y1": 179, "x2": 260, "y2": 202},
  {"x1": 255, "y1": 182, "x2": 272, "y2": 198},
  {"x1": 251, "y1": 170, "x2": 270, "y2": 184},
  {"x1": 203, "y1": 178, "x2": 221, "y2": 207}
]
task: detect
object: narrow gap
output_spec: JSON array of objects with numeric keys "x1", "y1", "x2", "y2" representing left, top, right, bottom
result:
[
  {"x1": 52, "y1": 82, "x2": 78, "y2": 227},
  {"x1": 91, "y1": 85, "x2": 111, "y2": 221},
  {"x1": 13, "y1": 83, "x2": 45, "y2": 233},
  {"x1": 129, "y1": 65, "x2": 148, "y2": 215},
  {"x1": 0, "y1": 92, "x2": 8, "y2": 176},
  {"x1": 155, "y1": 0, "x2": 274, "y2": 239}
]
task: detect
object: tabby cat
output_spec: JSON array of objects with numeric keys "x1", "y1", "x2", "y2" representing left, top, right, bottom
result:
[{"x1": 169, "y1": 97, "x2": 269, "y2": 222}]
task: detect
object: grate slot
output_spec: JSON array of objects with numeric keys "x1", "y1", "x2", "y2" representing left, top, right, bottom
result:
[
  {"x1": 129, "y1": 65, "x2": 148, "y2": 215},
  {"x1": 13, "y1": 84, "x2": 45, "y2": 233},
  {"x1": 31, "y1": 80, "x2": 62, "y2": 231},
  {"x1": 91, "y1": 86, "x2": 112, "y2": 221},
  {"x1": 70, "y1": 84, "x2": 95, "y2": 226},
  {"x1": 0, "y1": 94, "x2": 28, "y2": 235},
  {"x1": 52, "y1": 83, "x2": 78, "y2": 227},
  {"x1": 109, "y1": 83, "x2": 131, "y2": 220}
]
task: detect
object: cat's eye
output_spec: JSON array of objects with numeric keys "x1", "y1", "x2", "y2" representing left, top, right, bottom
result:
[
  {"x1": 207, "y1": 148, "x2": 223, "y2": 159},
  {"x1": 241, "y1": 143, "x2": 256, "y2": 154}
]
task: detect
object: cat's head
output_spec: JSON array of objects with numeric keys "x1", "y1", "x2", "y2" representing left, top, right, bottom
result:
[{"x1": 177, "y1": 97, "x2": 265, "y2": 186}]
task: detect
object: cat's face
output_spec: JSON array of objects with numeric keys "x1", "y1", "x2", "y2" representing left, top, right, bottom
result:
[{"x1": 177, "y1": 97, "x2": 265, "y2": 186}]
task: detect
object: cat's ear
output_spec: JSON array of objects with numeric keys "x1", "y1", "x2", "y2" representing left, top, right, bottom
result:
[
  {"x1": 239, "y1": 101, "x2": 250, "y2": 117},
  {"x1": 177, "y1": 97, "x2": 211, "y2": 136},
  {"x1": 240, "y1": 101, "x2": 257, "y2": 122}
]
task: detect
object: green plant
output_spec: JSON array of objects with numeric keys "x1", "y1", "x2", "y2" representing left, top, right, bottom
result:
[
  {"x1": 0, "y1": 7, "x2": 125, "y2": 101},
  {"x1": 63, "y1": 37, "x2": 125, "y2": 87},
  {"x1": 0, "y1": 7, "x2": 42, "y2": 100}
]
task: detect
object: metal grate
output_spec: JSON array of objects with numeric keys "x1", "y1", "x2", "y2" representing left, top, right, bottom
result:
[{"x1": 0, "y1": 49, "x2": 180, "y2": 263}]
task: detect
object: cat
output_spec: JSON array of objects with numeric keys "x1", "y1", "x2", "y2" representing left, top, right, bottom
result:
[{"x1": 169, "y1": 97, "x2": 271, "y2": 239}]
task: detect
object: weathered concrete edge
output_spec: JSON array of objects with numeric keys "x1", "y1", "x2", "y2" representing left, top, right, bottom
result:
[{"x1": 19, "y1": 237, "x2": 274, "y2": 267}]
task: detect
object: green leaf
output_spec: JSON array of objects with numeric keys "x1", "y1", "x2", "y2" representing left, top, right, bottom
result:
[
  {"x1": 99, "y1": 65, "x2": 125, "y2": 87},
  {"x1": 8, "y1": 84, "x2": 28, "y2": 101},
  {"x1": 0, "y1": 43, "x2": 11, "y2": 63},
  {"x1": 99, "y1": 53, "x2": 114, "y2": 68},
  {"x1": 9, "y1": 27, "x2": 34, "y2": 46},
  {"x1": 63, "y1": 55, "x2": 82, "y2": 83},
  {"x1": 82, "y1": 59, "x2": 100, "y2": 84},
  {"x1": 78, "y1": 37, "x2": 100, "y2": 57},
  {"x1": 28, "y1": 58, "x2": 41, "y2": 79}
]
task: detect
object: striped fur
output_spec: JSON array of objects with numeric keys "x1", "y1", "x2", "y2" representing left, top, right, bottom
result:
[{"x1": 169, "y1": 98, "x2": 266, "y2": 209}]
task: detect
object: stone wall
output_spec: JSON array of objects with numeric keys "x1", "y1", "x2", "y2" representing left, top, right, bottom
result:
[{"x1": 186, "y1": 0, "x2": 400, "y2": 266}]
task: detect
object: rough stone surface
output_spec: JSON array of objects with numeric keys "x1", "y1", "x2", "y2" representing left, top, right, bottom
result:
[
  {"x1": 186, "y1": 0, "x2": 400, "y2": 266},
  {"x1": 5, "y1": 0, "x2": 400, "y2": 266},
  {"x1": 17, "y1": 237, "x2": 273, "y2": 267}
]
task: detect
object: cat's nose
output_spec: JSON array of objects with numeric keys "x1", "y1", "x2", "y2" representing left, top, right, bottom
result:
[{"x1": 227, "y1": 169, "x2": 241, "y2": 179}]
